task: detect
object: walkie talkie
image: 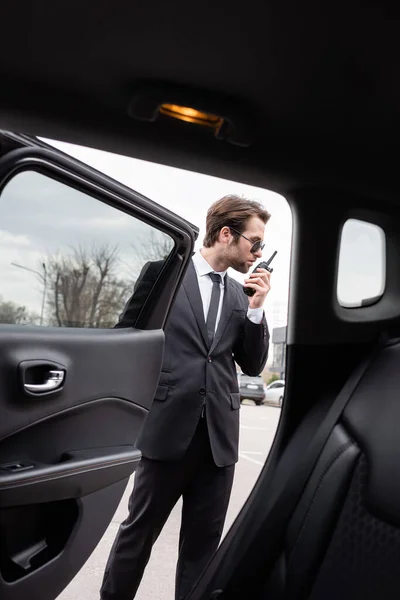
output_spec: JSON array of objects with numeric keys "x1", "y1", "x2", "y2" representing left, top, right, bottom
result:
[{"x1": 243, "y1": 250, "x2": 277, "y2": 297}]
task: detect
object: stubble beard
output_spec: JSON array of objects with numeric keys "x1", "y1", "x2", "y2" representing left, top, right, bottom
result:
[{"x1": 227, "y1": 254, "x2": 249, "y2": 274}]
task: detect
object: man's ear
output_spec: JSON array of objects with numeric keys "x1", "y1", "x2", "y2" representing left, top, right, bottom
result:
[{"x1": 219, "y1": 226, "x2": 232, "y2": 244}]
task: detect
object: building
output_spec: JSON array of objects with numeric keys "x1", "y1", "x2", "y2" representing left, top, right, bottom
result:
[
  {"x1": 270, "y1": 300, "x2": 287, "y2": 329},
  {"x1": 269, "y1": 325, "x2": 286, "y2": 379}
]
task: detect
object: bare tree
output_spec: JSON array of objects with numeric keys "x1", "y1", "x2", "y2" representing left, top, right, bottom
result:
[
  {"x1": 46, "y1": 245, "x2": 132, "y2": 328},
  {"x1": 127, "y1": 229, "x2": 174, "y2": 282},
  {"x1": 42, "y1": 232, "x2": 174, "y2": 328}
]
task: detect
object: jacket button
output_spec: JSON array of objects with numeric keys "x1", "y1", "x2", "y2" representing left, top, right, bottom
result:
[
  {"x1": 207, "y1": 357, "x2": 212, "y2": 363},
  {"x1": 199, "y1": 388, "x2": 206, "y2": 395}
]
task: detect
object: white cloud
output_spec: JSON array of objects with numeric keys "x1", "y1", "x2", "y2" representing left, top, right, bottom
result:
[{"x1": 0, "y1": 229, "x2": 31, "y2": 247}]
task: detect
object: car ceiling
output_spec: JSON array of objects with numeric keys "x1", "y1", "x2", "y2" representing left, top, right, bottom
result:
[{"x1": 0, "y1": 0, "x2": 399, "y2": 199}]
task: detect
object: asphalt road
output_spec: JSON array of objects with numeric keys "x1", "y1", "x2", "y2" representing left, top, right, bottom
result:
[{"x1": 57, "y1": 403, "x2": 281, "y2": 600}]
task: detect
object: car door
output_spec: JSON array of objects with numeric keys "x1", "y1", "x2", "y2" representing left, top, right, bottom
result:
[
  {"x1": 272, "y1": 381, "x2": 284, "y2": 404},
  {"x1": 0, "y1": 137, "x2": 197, "y2": 600},
  {"x1": 266, "y1": 382, "x2": 281, "y2": 404}
]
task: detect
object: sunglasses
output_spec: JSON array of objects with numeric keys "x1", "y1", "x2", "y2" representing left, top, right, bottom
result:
[{"x1": 229, "y1": 227, "x2": 265, "y2": 254}]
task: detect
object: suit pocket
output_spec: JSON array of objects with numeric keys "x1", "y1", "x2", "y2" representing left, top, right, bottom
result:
[
  {"x1": 154, "y1": 384, "x2": 170, "y2": 402},
  {"x1": 230, "y1": 392, "x2": 241, "y2": 410}
]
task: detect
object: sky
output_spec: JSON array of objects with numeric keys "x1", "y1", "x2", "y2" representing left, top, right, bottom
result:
[
  {"x1": 0, "y1": 136, "x2": 385, "y2": 331},
  {"x1": 44, "y1": 139, "x2": 293, "y2": 313},
  {"x1": 6, "y1": 138, "x2": 292, "y2": 328}
]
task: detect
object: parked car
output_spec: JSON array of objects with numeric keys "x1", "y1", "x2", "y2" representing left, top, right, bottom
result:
[
  {"x1": 239, "y1": 374, "x2": 265, "y2": 405},
  {"x1": 263, "y1": 379, "x2": 285, "y2": 407}
]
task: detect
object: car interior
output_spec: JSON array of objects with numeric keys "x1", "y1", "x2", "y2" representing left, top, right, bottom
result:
[{"x1": 1, "y1": 1, "x2": 400, "y2": 600}]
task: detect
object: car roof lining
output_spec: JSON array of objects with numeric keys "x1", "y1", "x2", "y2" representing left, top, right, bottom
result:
[{"x1": 0, "y1": 0, "x2": 398, "y2": 201}]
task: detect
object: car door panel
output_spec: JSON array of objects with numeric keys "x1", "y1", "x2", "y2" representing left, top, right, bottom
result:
[
  {"x1": 1, "y1": 480, "x2": 127, "y2": 600},
  {"x1": 0, "y1": 327, "x2": 163, "y2": 440},
  {"x1": 0, "y1": 137, "x2": 197, "y2": 600},
  {"x1": 0, "y1": 328, "x2": 163, "y2": 504}
]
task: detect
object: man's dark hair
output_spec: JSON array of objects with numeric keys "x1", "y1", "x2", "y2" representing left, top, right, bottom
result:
[{"x1": 203, "y1": 195, "x2": 271, "y2": 248}]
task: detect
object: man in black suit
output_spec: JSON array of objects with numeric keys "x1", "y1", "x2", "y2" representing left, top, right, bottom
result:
[{"x1": 100, "y1": 195, "x2": 272, "y2": 600}]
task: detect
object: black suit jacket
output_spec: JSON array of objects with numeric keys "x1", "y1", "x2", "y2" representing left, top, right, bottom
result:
[{"x1": 117, "y1": 259, "x2": 270, "y2": 467}]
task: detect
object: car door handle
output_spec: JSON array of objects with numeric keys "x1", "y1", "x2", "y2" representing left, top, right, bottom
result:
[{"x1": 24, "y1": 370, "x2": 65, "y2": 394}]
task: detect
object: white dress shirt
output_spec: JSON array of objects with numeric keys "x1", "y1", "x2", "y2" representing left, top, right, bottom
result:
[{"x1": 192, "y1": 251, "x2": 264, "y2": 332}]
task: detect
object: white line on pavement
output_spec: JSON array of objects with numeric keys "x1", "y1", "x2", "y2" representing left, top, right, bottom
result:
[
  {"x1": 239, "y1": 452, "x2": 265, "y2": 466},
  {"x1": 240, "y1": 425, "x2": 275, "y2": 431}
]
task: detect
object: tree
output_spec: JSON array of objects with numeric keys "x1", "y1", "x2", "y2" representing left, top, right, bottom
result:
[
  {"x1": 127, "y1": 229, "x2": 174, "y2": 282},
  {"x1": 46, "y1": 245, "x2": 133, "y2": 328},
  {"x1": 0, "y1": 297, "x2": 39, "y2": 325}
]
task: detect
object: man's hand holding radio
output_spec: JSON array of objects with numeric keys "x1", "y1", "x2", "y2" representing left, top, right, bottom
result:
[{"x1": 244, "y1": 268, "x2": 272, "y2": 309}]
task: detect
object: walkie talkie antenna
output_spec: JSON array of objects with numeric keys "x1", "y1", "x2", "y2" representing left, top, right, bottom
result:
[
  {"x1": 243, "y1": 250, "x2": 278, "y2": 296},
  {"x1": 264, "y1": 250, "x2": 277, "y2": 268}
]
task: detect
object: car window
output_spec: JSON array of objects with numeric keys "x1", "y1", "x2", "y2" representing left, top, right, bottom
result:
[
  {"x1": 0, "y1": 170, "x2": 174, "y2": 328},
  {"x1": 337, "y1": 218, "x2": 386, "y2": 308},
  {"x1": 241, "y1": 376, "x2": 263, "y2": 384},
  {"x1": 269, "y1": 381, "x2": 283, "y2": 388}
]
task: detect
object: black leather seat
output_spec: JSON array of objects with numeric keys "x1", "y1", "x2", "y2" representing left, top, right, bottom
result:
[{"x1": 267, "y1": 339, "x2": 400, "y2": 599}]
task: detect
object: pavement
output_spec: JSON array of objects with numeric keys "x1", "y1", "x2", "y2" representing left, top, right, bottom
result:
[{"x1": 57, "y1": 403, "x2": 281, "y2": 600}]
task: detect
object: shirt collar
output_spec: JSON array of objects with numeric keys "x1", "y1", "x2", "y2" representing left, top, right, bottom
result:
[{"x1": 192, "y1": 250, "x2": 227, "y2": 281}]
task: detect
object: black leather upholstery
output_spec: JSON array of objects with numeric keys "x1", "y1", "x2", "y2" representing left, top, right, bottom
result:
[{"x1": 266, "y1": 340, "x2": 400, "y2": 599}]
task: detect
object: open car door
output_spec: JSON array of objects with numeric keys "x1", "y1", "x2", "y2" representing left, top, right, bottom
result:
[{"x1": 0, "y1": 134, "x2": 197, "y2": 600}]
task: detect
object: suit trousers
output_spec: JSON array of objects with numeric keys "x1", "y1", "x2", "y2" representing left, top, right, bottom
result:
[{"x1": 100, "y1": 418, "x2": 235, "y2": 600}]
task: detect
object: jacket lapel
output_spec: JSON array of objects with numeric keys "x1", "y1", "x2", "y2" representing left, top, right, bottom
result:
[
  {"x1": 182, "y1": 261, "x2": 209, "y2": 348},
  {"x1": 209, "y1": 274, "x2": 235, "y2": 353}
]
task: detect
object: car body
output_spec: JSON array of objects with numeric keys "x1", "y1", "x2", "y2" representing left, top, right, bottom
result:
[
  {"x1": 239, "y1": 374, "x2": 265, "y2": 405},
  {"x1": 263, "y1": 379, "x2": 285, "y2": 407}
]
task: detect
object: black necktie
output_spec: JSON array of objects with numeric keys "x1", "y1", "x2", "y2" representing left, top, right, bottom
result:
[{"x1": 206, "y1": 273, "x2": 222, "y2": 344}]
